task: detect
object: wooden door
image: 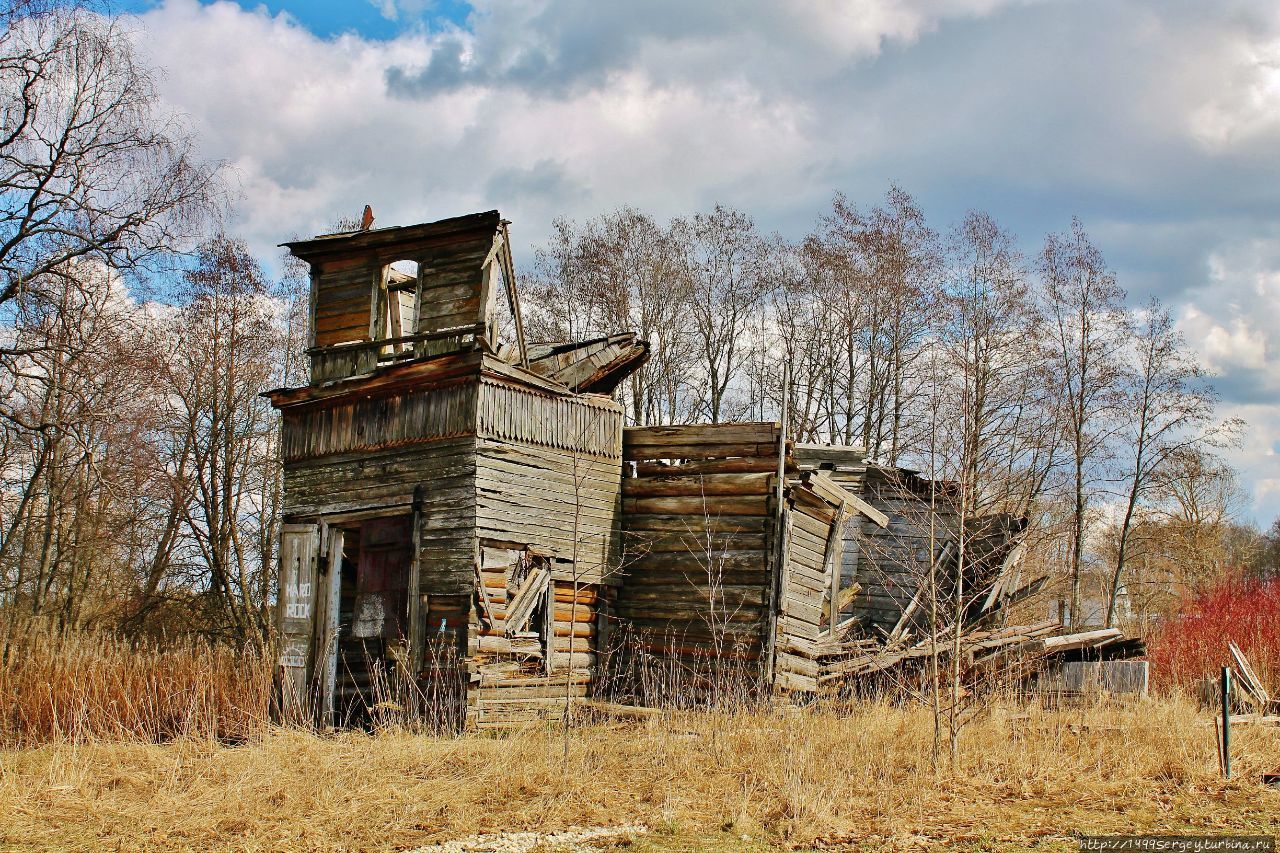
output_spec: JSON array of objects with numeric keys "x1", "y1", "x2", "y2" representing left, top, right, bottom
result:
[{"x1": 278, "y1": 523, "x2": 321, "y2": 710}]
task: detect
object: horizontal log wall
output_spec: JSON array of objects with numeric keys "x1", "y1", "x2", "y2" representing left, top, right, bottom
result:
[
  {"x1": 415, "y1": 237, "x2": 490, "y2": 334},
  {"x1": 616, "y1": 423, "x2": 781, "y2": 694}
]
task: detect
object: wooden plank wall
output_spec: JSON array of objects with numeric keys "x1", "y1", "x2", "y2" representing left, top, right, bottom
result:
[
  {"x1": 313, "y1": 255, "x2": 374, "y2": 348},
  {"x1": 616, "y1": 423, "x2": 782, "y2": 700},
  {"x1": 853, "y1": 469, "x2": 959, "y2": 634},
  {"x1": 308, "y1": 222, "x2": 496, "y2": 349},
  {"x1": 474, "y1": 382, "x2": 625, "y2": 583},
  {"x1": 415, "y1": 234, "x2": 490, "y2": 335}
]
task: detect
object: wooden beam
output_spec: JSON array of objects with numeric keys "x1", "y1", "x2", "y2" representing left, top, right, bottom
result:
[
  {"x1": 1042, "y1": 628, "x2": 1123, "y2": 653},
  {"x1": 497, "y1": 222, "x2": 528, "y2": 368},
  {"x1": 503, "y1": 565, "x2": 550, "y2": 637},
  {"x1": 802, "y1": 471, "x2": 889, "y2": 528},
  {"x1": 823, "y1": 501, "x2": 845, "y2": 632}
]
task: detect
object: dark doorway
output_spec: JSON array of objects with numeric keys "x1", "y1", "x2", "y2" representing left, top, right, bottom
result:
[{"x1": 334, "y1": 515, "x2": 413, "y2": 726}]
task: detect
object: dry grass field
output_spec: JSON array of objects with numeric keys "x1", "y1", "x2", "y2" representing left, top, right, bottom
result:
[
  {"x1": 2, "y1": 626, "x2": 1277, "y2": 850},
  {"x1": 2, "y1": 697, "x2": 1277, "y2": 852}
]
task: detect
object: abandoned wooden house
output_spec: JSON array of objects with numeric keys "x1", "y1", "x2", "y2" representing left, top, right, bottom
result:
[{"x1": 265, "y1": 210, "x2": 1109, "y2": 728}]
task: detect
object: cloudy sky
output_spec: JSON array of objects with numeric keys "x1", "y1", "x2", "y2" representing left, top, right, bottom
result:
[{"x1": 115, "y1": 0, "x2": 1280, "y2": 523}]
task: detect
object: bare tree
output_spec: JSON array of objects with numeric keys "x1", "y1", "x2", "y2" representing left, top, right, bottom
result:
[
  {"x1": 1150, "y1": 449, "x2": 1250, "y2": 589},
  {"x1": 528, "y1": 208, "x2": 694, "y2": 425},
  {"x1": 0, "y1": 261, "x2": 158, "y2": 628},
  {"x1": 1104, "y1": 299, "x2": 1240, "y2": 626},
  {"x1": 918, "y1": 210, "x2": 1058, "y2": 758},
  {"x1": 1037, "y1": 218, "x2": 1129, "y2": 628},
  {"x1": 940, "y1": 211, "x2": 1058, "y2": 518},
  {"x1": 0, "y1": 2, "x2": 220, "y2": 309},
  {"x1": 679, "y1": 205, "x2": 770, "y2": 424},
  {"x1": 160, "y1": 237, "x2": 278, "y2": 642},
  {"x1": 806, "y1": 186, "x2": 940, "y2": 461}
]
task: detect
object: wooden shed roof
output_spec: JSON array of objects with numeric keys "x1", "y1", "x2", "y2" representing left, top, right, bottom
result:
[{"x1": 281, "y1": 210, "x2": 502, "y2": 262}]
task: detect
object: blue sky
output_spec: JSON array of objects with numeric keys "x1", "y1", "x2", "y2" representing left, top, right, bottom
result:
[
  {"x1": 116, "y1": 0, "x2": 1280, "y2": 523},
  {"x1": 114, "y1": 0, "x2": 471, "y2": 38}
]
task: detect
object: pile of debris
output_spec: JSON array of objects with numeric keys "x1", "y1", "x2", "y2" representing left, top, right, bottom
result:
[
  {"x1": 1226, "y1": 641, "x2": 1279, "y2": 718},
  {"x1": 816, "y1": 621, "x2": 1146, "y2": 694}
]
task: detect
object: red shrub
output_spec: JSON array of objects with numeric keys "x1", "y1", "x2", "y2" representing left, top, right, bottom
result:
[{"x1": 1146, "y1": 574, "x2": 1280, "y2": 693}]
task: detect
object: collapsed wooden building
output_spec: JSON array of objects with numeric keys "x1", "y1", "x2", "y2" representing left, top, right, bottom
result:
[{"x1": 266, "y1": 210, "x2": 1136, "y2": 728}]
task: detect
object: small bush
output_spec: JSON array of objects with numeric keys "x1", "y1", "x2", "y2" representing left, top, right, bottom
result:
[{"x1": 1146, "y1": 573, "x2": 1280, "y2": 693}]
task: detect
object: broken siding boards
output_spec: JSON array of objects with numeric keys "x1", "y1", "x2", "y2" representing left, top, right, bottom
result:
[
  {"x1": 468, "y1": 548, "x2": 602, "y2": 726},
  {"x1": 792, "y1": 451, "x2": 868, "y2": 628},
  {"x1": 774, "y1": 484, "x2": 845, "y2": 693},
  {"x1": 618, "y1": 424, "x2": 781, "y2": 693}
]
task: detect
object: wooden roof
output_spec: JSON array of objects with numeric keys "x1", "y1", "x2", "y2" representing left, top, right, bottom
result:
[{"x1": 281, "y1": 210, "x2": 502, "y2": 263}]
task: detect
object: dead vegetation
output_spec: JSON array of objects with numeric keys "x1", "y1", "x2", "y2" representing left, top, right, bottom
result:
[
  {"x1": 1, "y1": 697, "x2": 1277, "y2": 851},
  {"x1": 0, "y1": 621, "x2": 272, "y2": 747}
]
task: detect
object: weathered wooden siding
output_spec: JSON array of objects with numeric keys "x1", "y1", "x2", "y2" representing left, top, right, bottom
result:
[
  {"x1": 793, "y1": 445, "x2": 867, "y2": 627},
  {"x1": 312, "y1": 256, "x2": 375, "y2": 348},
  {"x1": 853, "y1": 470, "x2": 959, "y2": 634},
  {"x1": 281, "y1": 381, "x2": 477, "y2": 462},
  {"x1": 474, "y1": 381, "x2": 624, "y2": 584},
  {"x1": 415, "y1": 235, "x2": 490, "y2": 335},
  {"x1": 477, "y1": 379, "x2": 621, "y2": 456},
  {"x1": 616, "y1": 423, "x2": 782, "y2": 696}
]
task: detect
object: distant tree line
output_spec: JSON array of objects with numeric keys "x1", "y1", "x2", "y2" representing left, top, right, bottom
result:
[{"x1": 526, "y1": 191, "x2": 1264, "y2": 628}]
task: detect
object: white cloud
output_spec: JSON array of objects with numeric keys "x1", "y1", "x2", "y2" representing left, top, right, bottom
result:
[
  {"x1": 1176, "y1": 238, "x2": 1280, "y2": 391},
  {"x1": 1179, "y1": 305, "x2": 1269, "y2": 374},
  {"x1": 123, "y1": 0, "x2": 1280, "y2": 521},
  {"x1": 1189, "y1": 35, "x2": 1280, "y2": 151},
  {"x1": 1217, "y1": 402, "x2": 1280, "y2": 524}
]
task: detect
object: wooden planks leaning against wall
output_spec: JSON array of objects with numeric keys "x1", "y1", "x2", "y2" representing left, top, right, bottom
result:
[{"x1": 466, "y1": 545, "x2": 605, "y2": 727}]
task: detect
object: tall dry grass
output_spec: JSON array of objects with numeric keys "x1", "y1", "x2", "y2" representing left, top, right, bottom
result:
[
  {"x1": 0, "y1": 620, "x2": 272, "y2": 747},
  {"x1": 1, "y1": 698, "x2": 1277, "y2": 850},
  {"x1": 1, "y1": 623, "x2": 1278, "y2": 848}
]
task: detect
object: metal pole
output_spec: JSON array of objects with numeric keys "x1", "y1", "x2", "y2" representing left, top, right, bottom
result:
[{"x1": 1221, "y1": 666, "x2": 1231, "y2": 779}]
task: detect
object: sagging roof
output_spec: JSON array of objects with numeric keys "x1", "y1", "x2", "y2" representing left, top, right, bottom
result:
[{"x1": 526, "y1": 333, "x2": 651, "y2": 394}]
